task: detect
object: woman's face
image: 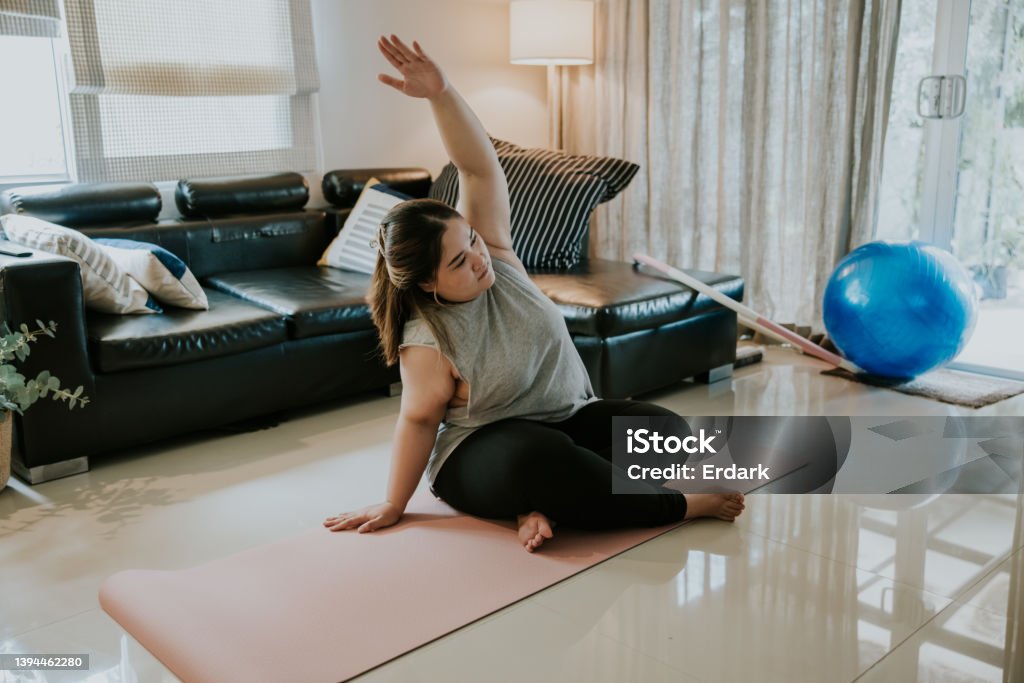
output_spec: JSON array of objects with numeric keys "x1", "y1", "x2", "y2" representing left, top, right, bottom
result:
[{"x1": 420, "y1": 217, "x2": 495, "y2": 302}]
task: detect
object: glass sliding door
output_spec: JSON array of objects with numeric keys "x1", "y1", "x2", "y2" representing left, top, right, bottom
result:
[
  {"x1": 948, "y1": 0, "x2": 1023, "y2": 377},
  {"x1": 877, "y1": 0, "x2": 1024, "y2": 379}
]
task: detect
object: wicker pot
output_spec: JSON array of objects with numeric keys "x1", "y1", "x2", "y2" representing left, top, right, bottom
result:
[{"x1": 0, "y1": 411, "x2": 11, "y2": 491}]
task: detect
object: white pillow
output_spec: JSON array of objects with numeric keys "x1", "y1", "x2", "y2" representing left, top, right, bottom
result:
[
  {"x1": 94, "y1": 238, "x2": 209, "y2": 310},
  {"x1": 0, "y1": 214, "x2": 162, "y2": 315},
  {"x1": 317, "y1": 178, "x2": 411, "y2": 274}
]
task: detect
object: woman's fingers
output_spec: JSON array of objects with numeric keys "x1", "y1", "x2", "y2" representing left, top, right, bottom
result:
[
  {"x1": 358, "y1": 515, "x2": 382, "y2": 533},
  {"x1": 389, "y1": 34, "x2": 419, "y2": 62},
  {"x1": 378, "y1": 73, "x2": 404, "y2": 91},
  {"x1": 377, "y1": 37, "x2": 405, "y2": 68},
  {"x1": 325, "y1": 513, "x2": 363, "y2": 531},
  {"x1": 411, "y1": 40, "x2": 428, "y2": 59}
]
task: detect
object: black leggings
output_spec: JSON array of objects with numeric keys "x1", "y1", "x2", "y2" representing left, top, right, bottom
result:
[{"x1": 431, "y1": 399, "x2": 687, "y2": 530}]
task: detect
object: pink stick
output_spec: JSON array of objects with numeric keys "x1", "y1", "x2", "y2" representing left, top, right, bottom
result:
[{"x1": 633, "y1": 253, "x2": 862, "y2": 374}]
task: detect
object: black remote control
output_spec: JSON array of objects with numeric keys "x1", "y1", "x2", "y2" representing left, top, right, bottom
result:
[{"x1": 0, "y1": 248, "x2": 32, "y2": 257}]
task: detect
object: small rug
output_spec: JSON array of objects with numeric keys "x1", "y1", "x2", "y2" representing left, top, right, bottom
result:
[
  {"x1": 99, "y1": 490, "x2": 691, "y2": 683},
  {"x1": 822, "y1": 367, "x2": 1024, "y2": 409}
]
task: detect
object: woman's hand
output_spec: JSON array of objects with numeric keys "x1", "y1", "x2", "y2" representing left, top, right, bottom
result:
[
  {"x1": 376, "y1": 35, "x2": 448, "y2": 99},
  {"x1": 324, "y1": 501, "x2": 403, "y2": 533}
]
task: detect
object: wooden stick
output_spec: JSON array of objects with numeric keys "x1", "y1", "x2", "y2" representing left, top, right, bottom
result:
[{"x1": 633, "y1": 253, "x2": 862, "y2": 374}]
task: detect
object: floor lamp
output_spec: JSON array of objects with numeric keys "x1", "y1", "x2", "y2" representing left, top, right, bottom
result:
[{"x1": 509, "y1": 0, "x2": 594, "y2": 150}]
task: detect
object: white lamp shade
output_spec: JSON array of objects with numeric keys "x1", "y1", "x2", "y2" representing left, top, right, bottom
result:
[{"x1": 509, "y1": 0, "x2": 594, "y2": 65}]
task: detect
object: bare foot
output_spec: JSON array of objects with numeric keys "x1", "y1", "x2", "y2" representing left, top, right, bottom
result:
[
  {"x1": 517, "y1": 511, "x2": 555, "y2": 553},
  {"x1": 683, "y1": 492, "x2": 745, "y2": 522}
]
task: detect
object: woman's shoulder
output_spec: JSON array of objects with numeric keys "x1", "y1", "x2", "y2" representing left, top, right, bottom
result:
[
  {"x1": 401, "y1": 315, "x2": 439, "y2": 348},
  {"x1": 491, "y1": 253, "x2": 531, "y2": 283},
  {"x1": 492, "y1": 254, "x2": 549, "y2": 299}
]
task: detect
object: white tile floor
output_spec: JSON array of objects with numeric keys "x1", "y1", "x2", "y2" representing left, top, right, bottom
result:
[{"x1": 1, "y1": 347, "x2": 1023, "y2": 683}]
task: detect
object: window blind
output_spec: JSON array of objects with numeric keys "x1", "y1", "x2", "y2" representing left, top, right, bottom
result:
[
  {"x1": 63, "y1": 0, "x2": 320, "y2": 182},
  {"x1": 0, "y1": 0, "x2": 61, "y2": 38}
]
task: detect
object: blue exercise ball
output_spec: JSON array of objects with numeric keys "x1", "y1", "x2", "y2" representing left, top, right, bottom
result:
[{"x1": 823, "y1": 240, "x2": 978, "y2": 379}]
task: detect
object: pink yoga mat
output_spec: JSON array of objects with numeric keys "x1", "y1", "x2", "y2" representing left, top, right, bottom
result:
[{"x1": 100, "y1": 490, "x2": 688, "y2": 683}]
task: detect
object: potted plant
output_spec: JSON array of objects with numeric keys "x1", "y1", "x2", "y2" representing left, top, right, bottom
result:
[{"x1": 0, "y1": 320, "x2": 90, "y2": 490}]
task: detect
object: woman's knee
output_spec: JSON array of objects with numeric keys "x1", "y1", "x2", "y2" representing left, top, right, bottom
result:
[{"x1": 457, "y1": 421, "x2": 576, "y2": 479}]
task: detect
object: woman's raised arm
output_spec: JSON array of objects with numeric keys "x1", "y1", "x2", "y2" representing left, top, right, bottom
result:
[{"x1": 377, "y1": 35, "x2": 514, "y2": 254}]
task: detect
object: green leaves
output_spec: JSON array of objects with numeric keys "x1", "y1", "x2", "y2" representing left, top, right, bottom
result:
[{"x1": 0, "y1": 320, "x2": 88, "y2": 415}]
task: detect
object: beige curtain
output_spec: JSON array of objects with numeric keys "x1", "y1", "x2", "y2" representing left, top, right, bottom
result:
[{"x1": 563, "y1": 0, "x2": 901, "y2": 329}]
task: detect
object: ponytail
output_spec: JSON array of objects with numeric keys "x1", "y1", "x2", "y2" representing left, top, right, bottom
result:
[
  {"x1": 368, "y1": 253, "x2": 406, "y2": 366},
  {"x1": 366, "y1": 198, "x2": 460, "y2": 366}
]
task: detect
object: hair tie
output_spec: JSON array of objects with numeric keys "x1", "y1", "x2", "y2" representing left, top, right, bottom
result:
[{"x1": 374, "y1": 222, "x2": 392, "y2": 256}]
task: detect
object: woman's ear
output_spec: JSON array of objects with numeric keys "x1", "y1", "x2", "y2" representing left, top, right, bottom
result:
[{"x1": 418, "y1": 280, "x2": 435, "y2": 294}]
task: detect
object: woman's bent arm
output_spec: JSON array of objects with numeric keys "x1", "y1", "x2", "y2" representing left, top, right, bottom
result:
[
  {"x1": 385, "y1": 413, "x2": 441, "y2": 511},
  {"x1": 323, "y1": 345, "x2": 454, "y2": 533},
  {"x1": 385, "y1": 345, "x2": 455, "y2": 511}
]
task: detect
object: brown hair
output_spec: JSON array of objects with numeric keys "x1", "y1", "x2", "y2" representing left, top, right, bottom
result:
[{"x1": 368, "y1": 198, "x2": 459, "y2": 366}]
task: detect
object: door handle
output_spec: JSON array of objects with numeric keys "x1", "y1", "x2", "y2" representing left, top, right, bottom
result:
[{"x1": 917, "y1": 74, "x2": 967, "y2": 119}]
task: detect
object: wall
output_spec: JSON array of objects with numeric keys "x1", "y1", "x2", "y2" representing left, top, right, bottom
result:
[{"x1": 310, "y1": 0, "x2": 548, "y2": 190}]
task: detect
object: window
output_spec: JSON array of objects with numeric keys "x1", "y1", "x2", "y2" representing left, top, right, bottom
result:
[
  {"x1": 0, "y1": 36, "x2": 71, "y2": 184},
  {"x1": 63, "y1": 0, "x2": 320, "y2": 182}
]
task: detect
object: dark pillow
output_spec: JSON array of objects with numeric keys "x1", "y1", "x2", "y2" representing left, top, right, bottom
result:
[{"x1": 428, "y1": 138, "x2": 639, "y2": 268}]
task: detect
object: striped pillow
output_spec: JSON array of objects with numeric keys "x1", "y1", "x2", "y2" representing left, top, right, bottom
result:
[
  {"x1": 429, "y1": 138, "x2": 639, "y2": 268},
  {"x1": 0, "y1": 214, "x2": 162, "y2": 315}
]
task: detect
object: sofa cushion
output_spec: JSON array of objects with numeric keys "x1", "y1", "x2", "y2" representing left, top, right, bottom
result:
[
  {"x1": 175, "y1": 173, "x2": 309, "y2": 218},
  {"x1": 203, "y1": 267, "x2": 373, "y2": 339},
  {"x1": 529, "y1": 258, "x2": 744, "y2": 337},
  {"x1": 322, "y1": 168, "x2": 432, "y2": 207},
  {"x1": 76, "y1": 211, "x2": 333, "y2": 281},
  {"x1": 0, "y1": 181, "x2": 161, "y2": 228},
  {"x1": 87, "y1": 289, "x2": 288, "y2": 373}
]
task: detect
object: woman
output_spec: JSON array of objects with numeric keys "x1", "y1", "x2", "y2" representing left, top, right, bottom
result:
[{"x1": 324, "y1": 35, "x2": 744, "y2": 552}]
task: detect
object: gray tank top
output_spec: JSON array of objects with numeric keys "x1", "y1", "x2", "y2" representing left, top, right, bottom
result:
[{"x1": 399, "y1": 257, "x2": 598, "y2": 488}]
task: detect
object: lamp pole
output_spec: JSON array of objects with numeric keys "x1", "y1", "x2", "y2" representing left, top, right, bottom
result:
[
  {"x1": 509, "y1": 0, "x2": 594, "y2": 151},
  {"x1": 547, "y1": 64, "x2": 562, "y2": 150}
]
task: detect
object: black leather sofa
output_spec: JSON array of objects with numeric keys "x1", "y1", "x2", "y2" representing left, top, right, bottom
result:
[{"x1": 0, "y1": 170, "x2": 743, "y2": 485}]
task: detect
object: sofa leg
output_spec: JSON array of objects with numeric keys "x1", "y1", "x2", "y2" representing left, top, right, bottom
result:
[
  {"x1": 388, "y1": 382, "x2": 403, "y2": 397},
  {"x1": 695, "y1": 363, "x2": 733, "y2": 384},
  {"x1": 11, "y1": 456, "x2": 89, "y2": 485}
]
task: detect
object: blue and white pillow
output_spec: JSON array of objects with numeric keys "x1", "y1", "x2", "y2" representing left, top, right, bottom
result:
[
  {"x1": 318, "y1": 178, "x2": 412, "y2": 274},
  {"x1": 94, "y1": 238, "x2": 209, "y2": 310},
  {"x1": 0, "y1": 214, "x2": 162, "y2": 315}
]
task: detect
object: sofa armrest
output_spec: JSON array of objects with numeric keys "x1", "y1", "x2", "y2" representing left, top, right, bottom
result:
[{"x1": 0, "y1": 247, "x2": 96, "y2": 393}]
